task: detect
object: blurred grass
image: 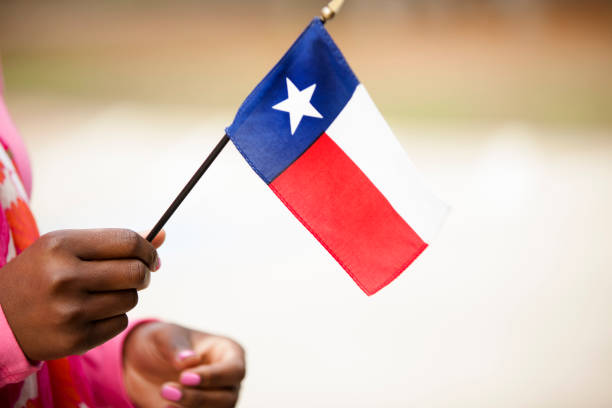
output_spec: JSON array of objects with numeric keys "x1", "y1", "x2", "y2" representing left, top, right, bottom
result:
[{"x1": 1, "y1": 0, "x2": 611, "y2": 127}]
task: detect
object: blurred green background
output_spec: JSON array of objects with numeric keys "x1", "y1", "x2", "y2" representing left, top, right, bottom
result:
[{"x1": 2, "y1": 0, "x2": 611, "y2": 127}]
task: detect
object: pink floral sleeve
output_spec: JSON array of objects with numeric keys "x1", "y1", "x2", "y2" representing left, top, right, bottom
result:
[{"x1": 0, "y1": 305, "x2": 42, "y2": 388}]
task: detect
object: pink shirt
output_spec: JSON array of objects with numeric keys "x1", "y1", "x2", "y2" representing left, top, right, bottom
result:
[{"x1": 0, "y1": 67, "x2": 142, "y2": 407}]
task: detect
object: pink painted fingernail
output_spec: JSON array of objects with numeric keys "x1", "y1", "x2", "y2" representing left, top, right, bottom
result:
[
  {"x1": 154, "y1": 257, "x2": 162, "y2": 271},
  {"x1": 177, "y1": 350, "x2": 196, "y2": 361},
  {"x1": 161, "y1": 385, "x2": 182, "y2": 402},
  {"x1": 180, "y1": 372, "x2": 201, "y2": 386}
]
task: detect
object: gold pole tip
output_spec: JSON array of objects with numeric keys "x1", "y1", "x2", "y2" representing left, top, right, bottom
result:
[
  {"x1": 321, "y1": 6, "x2": 335, "y2": 22},
  {"x1": 320, "y1": 0, "x2": 345, "y2": 23}
]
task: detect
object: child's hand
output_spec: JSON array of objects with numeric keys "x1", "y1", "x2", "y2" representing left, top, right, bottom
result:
[
  {"x1": 124, "y1": 322, "x2": 246, "y2": 408},
  {"x1": 0, "y1": 228, "x2": 162, "y2": 361}
]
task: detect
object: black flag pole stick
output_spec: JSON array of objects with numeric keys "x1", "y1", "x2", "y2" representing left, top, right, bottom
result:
[
  {"x1": 146, "y1": 134, "x2": 230, "y2": 242},
  {"x1": 146, "y1": 0, "x2": 345, "y2": 242}
]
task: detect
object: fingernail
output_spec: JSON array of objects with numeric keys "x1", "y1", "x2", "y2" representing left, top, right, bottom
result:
[
  {"x1": 177, "y1": 350, "x2": 196, "y2": 361},
  {"x1": 154, "y1": 256, "x2": 162, "y2": 271},
  {"x1": 161, "y1": 385, "x2": 182, "y2": 402},
  {"x1": 180, "y1": 372, "x2": 201, "y2": 386}
]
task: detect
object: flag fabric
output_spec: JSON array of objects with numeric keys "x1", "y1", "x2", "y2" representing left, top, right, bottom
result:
[{"x1": 226, "y1": 18, "x2": 448, "y2": 295}]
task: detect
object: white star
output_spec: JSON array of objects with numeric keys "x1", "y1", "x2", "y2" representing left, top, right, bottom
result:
[{"x1": 272, "y1": 78, "x2": 323, "y2": 135}]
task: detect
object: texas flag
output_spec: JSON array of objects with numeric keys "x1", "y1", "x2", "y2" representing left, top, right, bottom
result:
[{"x1": 226, "y1": 18, "x2": 448, "y2": 295}]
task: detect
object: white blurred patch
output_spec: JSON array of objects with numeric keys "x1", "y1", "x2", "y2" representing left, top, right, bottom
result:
[{"x1": 471, "y1": 125, "x2": 539, "y2": 214}]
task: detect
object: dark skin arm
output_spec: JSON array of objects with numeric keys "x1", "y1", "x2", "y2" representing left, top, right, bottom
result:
[
  {"x1": 0, "y1": 228, "x2": 246, "y2": 406},
  {"x1": 0, "y1": 228, "x2": 162, "y2": 361}
]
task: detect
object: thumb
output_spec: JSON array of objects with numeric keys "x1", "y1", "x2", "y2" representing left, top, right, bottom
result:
[
  {"x1": 164, "y1": 324, "x2": 200, "y2": 370},
  {"x1": 139, "y1": 229, "x2": 166, "y2": 249}
]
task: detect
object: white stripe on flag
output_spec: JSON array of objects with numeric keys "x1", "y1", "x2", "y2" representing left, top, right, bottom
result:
[{"x1": 326, "y1": 85, "x2": 449, "y2": 243}]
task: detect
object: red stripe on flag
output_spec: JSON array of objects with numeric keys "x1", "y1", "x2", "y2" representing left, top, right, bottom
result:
[{"x1": 269, "y1": 133, "x2": 427, "y2": 295}]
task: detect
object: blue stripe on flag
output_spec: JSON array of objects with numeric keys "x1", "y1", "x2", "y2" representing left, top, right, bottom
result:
[{"x1": 226, "y1": 18, "x2": 359, "y2": 184}]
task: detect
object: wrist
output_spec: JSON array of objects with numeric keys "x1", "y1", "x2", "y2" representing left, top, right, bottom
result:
[
  {"x1": 122, "y1": 319, "x2": 160, "y2": 404},
  {"x1": 0, "y1": 304, "x2": 42, "y2": 386}
]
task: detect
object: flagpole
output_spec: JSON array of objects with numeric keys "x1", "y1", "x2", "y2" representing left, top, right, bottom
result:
[
  {"x1": 146, "y1": 1, "x2": 345, "y2": 242},
  {"x1": 146, "y1": 134, "x2": 230, "y2": 242}
]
